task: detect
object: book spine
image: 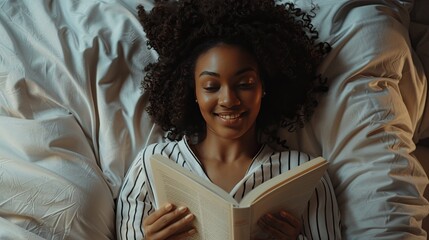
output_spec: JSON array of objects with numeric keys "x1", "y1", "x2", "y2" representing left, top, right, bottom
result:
[{"x1": 232, "y1": 207, "x2": 251, "y2": 239}]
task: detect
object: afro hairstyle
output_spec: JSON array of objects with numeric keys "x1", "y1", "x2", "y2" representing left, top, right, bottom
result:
[{"x1": 138, "y1": 0, "x2": 330, "y2": 142}]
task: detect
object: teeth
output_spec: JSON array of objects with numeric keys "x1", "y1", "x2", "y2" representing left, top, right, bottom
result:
[{"x1": 218, "y1": 113, "x2": 241, "y2": 120}]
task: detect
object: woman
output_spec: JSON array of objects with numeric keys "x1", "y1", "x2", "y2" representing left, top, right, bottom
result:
[{"x1": 117, "y1": 0, "x2": 341, "y2": 239}]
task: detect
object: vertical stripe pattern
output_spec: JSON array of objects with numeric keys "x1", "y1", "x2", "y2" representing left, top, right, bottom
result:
[{"x1": 116, "y1": 140, "x2": 341, "y2": 239}]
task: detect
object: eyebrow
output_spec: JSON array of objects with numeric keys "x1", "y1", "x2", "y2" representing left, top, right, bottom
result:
[{"x1": 198, "y1": 67, "x2": 256, "y2": 77}]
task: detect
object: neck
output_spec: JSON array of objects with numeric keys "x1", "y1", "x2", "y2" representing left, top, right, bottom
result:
[{"x1": 194, "y1": 128, "x2": 261, "y2": 163}]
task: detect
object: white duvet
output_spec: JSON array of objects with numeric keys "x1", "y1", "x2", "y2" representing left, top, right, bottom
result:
[{"x1": 0, "y1": 0, "x2": 428, "y2": 239}]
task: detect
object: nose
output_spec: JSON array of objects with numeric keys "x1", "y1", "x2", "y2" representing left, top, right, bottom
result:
[{"x1": 219, "y1": 87, "x2": 240, "y2": 108}]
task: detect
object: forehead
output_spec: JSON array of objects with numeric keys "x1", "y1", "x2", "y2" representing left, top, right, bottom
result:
[{"x1": 194, "y1": 44, "x2": 258, "y2": 72}]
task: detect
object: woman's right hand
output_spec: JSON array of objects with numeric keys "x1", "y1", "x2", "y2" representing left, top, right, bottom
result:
[{"x1": 143, "y1": 203, "x2": 196, "y2": 240}]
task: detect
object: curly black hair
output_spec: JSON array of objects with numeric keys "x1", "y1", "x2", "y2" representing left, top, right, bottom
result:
[{"x1": 138, "y1": 0, "x2": 330, "y2": 142}]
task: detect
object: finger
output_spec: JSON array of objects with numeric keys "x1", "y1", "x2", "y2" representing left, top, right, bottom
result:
[
  {"x1": 258, "y1": 216, "x2": 288, "y2": 239},
  {"x1": 279, "y1": 210, "x2": 301, "y2": 229},
  {"x1": 144, "y1": 203, "x2": 175, "y2": 226},
  {"x1": 268, "y1": 212, "x2": 301, "y2": 234},
  {"x1": 258, "y1": 218, "x2": 290, "y2": 240},
  {"x1": 258, "y1": 214, "x2": 299, "y2": 239},
  {"x1": 147, "y1": 205, "x2": 189, "y2": 233},
  {"x1": 168, "y1": 227, "x2": 197, "y2": 240},
  {"x1": 151, "y1": 213, "x2": 195, "y2": 240}
]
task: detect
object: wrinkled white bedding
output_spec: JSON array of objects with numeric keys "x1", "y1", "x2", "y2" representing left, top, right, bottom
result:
[
  {"x1": 0, "y1": 0, "x2": 161, "y2": 239},
  {"x1": 0, "y1": 0, "x2": 428, "y2": 239}
]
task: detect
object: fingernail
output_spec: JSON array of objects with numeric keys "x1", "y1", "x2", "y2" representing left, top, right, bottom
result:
[
  {"x1": 178, "y1": 206, "x2": 187, "y2": 213},
  {"x1": 165, "y1": 203, "x2": 173, "y2": 211},
  {"x1": 185, "y1": 213, "x2": 194, "y2": 220},
  {"x1": 188, "y1": 228, "x2": 197, "y2": 235},
  {"x1": 280, "y1": 211, "x2": 288, "y2": 217},
  {"x1": 266, "y1": 213, "x2": 274, "y2": 219}
]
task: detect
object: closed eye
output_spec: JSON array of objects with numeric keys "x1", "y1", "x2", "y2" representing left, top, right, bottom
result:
[
  {"x1": 203, "y1": 86, "x2": 219, "y2": 92},
  {"x1": 237, "y1": 82, "x2": 255, "y2": 89}
]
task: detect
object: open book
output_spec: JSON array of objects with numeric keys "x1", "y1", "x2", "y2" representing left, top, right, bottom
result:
[{"x1": 150, "y1": 154, "x2": 328, "y2": 240}]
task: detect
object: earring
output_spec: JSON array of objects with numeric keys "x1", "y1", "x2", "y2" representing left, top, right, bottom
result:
[
  {"x1": 195, "y1": 99, "x2": 198, "y2": 103},
  {"x1": 263, "y1": 91, "x2": 266, "y2": 97}
]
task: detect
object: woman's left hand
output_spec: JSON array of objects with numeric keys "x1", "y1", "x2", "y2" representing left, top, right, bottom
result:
[{"x1": 257, "y1": 210, "x2": 302, "y2": 240}]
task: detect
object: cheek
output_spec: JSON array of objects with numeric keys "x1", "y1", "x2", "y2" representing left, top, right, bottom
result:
[
  {"x1": 198, "y1": 93, "x2": 212, "y2": 103},
  {"x1": 196, "y1": 94, "x2": 216, "y2": 113},
  {"x1": 243, "y1": 91, "x2": 263, "y2": 107}
]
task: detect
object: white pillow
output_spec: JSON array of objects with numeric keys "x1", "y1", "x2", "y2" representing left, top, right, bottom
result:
[{"x1": 278, "y1": 0, "x2": 429, "y2": 238}]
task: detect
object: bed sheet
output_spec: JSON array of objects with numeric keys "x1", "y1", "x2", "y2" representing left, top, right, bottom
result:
[
  {"x1": 280, "y1": 0, "x2": 429, "y2": 238},
  {"x1": 409, "y1": 0, "x2": 429, "y2": 232},
  {"x1": 0, "y1": 0, "x2": 160, "y2": 239},
  {"x1": 410, "y1": 0, "x2": 429, "y2": 140},
  {"x1": 0, "y1": 0, "x2": 428, "y2": 239}
]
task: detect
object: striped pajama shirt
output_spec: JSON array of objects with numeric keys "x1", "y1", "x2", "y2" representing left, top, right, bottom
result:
[{"x1": 116, "y1": 139, "x2": 341, "y2": 239}]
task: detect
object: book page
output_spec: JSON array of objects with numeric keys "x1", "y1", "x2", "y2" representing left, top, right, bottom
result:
[
  {"x1": 151, "y1": 154, "x2": 238, "y2": 239},
  {"x1": 245, "y1": 158, "x2": 327, "y2": 238},
  {"x1": 240, "y1": 157, "x2": 327, "y2": 206}
]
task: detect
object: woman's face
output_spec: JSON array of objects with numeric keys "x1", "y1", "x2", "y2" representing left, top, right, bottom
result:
[{"x1": 194, "y1": 44, "x2": 263, "y2": 141}]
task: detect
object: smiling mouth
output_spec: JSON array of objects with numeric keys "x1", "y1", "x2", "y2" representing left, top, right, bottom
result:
[{"x1": 215, "y1": 113, "x2": 243, "y2": 120}]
